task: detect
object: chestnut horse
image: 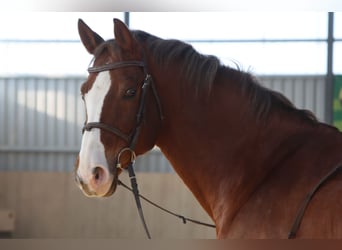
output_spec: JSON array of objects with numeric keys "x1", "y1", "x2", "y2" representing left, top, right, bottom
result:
[{"x1": 74, "y1": 18, "x2": 342, "y2": 238}]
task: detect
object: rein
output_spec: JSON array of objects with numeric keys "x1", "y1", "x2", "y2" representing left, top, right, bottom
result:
[
  {"x1": 117, "y1": 178, "x2": 217, "y2": 228},
  {"x1": 288, "y1": 162, "x2": 342, "y2": 239}
]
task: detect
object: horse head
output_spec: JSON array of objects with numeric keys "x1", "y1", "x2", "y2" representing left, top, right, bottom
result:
[{"x1": 74, "y1": 19, "x2": 162, "y2": 197}]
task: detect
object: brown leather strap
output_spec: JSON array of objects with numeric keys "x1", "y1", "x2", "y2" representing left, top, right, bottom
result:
[
  {"x1": 288, "y1": 163, "x2": 342, "y2": 238},
  {"x1": 83, "y1": 122, "x2": 131, "y2": 142},
  {"x1": 118, "y1": 179, "x2": 216, "y2": 228},
  {"x1": 88, "y1": 61, "x2": 145, "y2": 73}
]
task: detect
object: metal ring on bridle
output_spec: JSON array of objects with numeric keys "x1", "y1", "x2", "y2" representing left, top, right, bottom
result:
[{"x1": 116, "y1": 147, "x2": 137, "y2": 170}]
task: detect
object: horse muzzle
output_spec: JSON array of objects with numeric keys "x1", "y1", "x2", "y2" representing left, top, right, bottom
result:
[{"x1": 75, "y1": 163, "x2": 119, "y2": 197}]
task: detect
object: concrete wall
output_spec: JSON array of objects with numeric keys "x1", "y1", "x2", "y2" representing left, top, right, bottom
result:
[{"x1": 0, "y1": 171, "x2": 216, "y2": 238}]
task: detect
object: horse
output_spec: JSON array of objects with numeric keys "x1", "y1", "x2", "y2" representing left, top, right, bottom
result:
[{"x1": 74, "y1": 18, "x2": 342, "y2": 239}]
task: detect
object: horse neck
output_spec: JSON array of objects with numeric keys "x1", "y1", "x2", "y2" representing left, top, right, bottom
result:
[{"x1": 149, "y1": 62, "x2": 316, "y2": 225}]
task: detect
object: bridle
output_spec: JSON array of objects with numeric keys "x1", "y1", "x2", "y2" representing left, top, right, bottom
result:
[
  {"x1": 83, "y1": 60, "x2": 164, "y2": 148},
  {"x1": 82, "y1": 58, "x2": 164, "y2": 239},
  {"x1": 82, "y1": 57, "x2": 217, "y2": 238}
]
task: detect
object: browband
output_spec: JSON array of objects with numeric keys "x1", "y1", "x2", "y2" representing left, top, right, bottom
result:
[{"x1": 88, "y1": 61, "x2": 145, "y2": 73}]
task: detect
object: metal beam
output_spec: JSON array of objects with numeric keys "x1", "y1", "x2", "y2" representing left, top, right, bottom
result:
[
  {"x1": 124, "y1": 12, "x2": 130, "y2": 27},
  {"x1": 326, "y1": 12, "x2": 334, "y2": 124},
  {"x1": 0, "y1": 146, "x2": 79, "y2": 153}
]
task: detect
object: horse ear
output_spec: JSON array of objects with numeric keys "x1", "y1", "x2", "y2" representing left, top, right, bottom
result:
[
  {"x1": 113, "y1": 18, "x2": 135, "y2": 50},
  {"x1": 78, "y1": 19, "x2": 104, "y2": 55}
]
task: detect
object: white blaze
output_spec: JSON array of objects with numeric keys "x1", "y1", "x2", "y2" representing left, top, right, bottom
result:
[{"x1": 77, "y1": 71, "x2": 112, "y2": 186}]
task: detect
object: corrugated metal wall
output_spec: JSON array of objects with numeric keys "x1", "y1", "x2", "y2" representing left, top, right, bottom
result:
[
  {"x1": 0, "y1": 77, "x2": 84, "y2": 171},
  {"x1": 259, "y1": 75, "x2": 326, "y2": 122},
  {"x1": 0, "y1": 75, "x2": 327, "y2": 172}
]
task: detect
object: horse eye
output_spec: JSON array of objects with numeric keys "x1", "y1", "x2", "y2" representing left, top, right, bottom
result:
[{"x1": 125, "y1": 88, "x2": 137, "y2": 98}]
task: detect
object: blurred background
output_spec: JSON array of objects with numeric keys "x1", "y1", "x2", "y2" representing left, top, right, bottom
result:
[{"x1": 0, "y1": 12, "x2": 341, "y2": 238}]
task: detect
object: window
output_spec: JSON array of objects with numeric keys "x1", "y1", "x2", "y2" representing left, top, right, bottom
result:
[
  {"x1": 130, "y1": 12, "x2": 329, "y2": 75},
  {"x1": 334, "y1": 12, "x2": 342, "y2": 74},
  {"x1": 0, "y1": 12, "x2": 124, "y2": 76},
  {"x1": 0, "y1": 12, "x2": 340, "y2": 76}
]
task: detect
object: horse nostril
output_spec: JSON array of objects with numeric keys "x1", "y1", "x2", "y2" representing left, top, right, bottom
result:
[{"x1": 92, "y1": 167, "x2": 104, "y2": 182}]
